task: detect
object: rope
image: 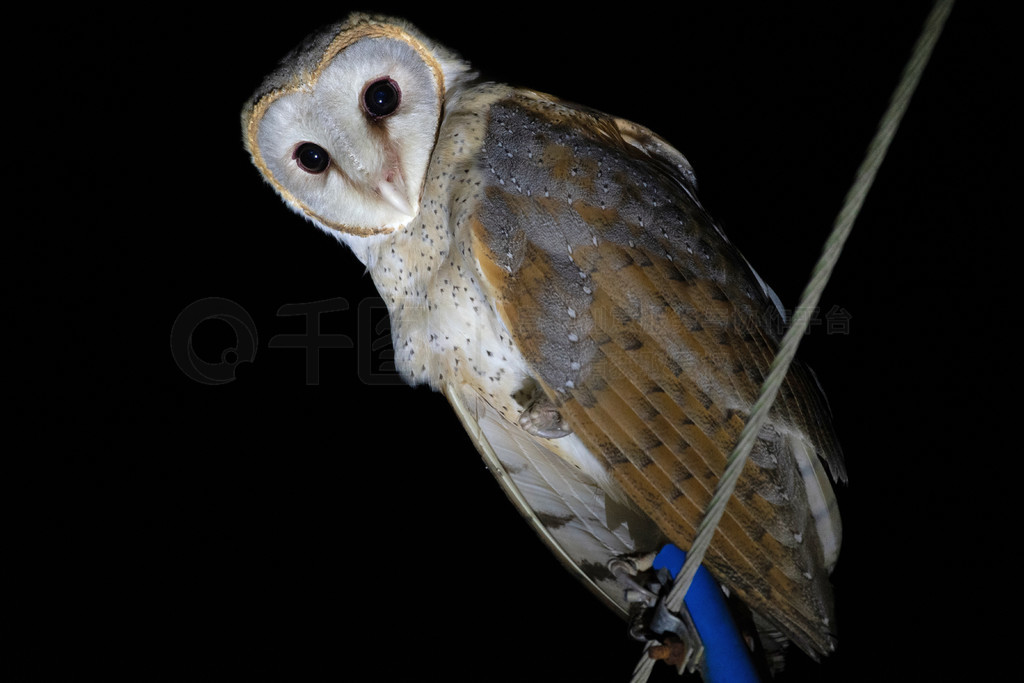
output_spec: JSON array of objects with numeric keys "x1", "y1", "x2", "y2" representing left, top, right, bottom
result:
[{"x1": 631, "y1": 1, "x2": 954, "y2": 680}]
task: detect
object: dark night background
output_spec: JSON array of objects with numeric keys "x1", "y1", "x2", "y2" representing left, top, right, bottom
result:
[{"x1": 17, "y1": 2, "x2": 1013, "y2": 681}]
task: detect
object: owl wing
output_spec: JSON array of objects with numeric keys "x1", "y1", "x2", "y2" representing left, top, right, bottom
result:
[{"x1": 464, "y1": 89, "x2": 846, "y2": 658}]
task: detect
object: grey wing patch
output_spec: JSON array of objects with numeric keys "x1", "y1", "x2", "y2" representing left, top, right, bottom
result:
[{"x1": 612, "y1": 114, "x2": 788, "y2": 324}]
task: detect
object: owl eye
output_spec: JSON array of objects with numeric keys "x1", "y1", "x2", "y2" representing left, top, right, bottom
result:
[
  {"x1": 294, "y1": 142, "x2": 330, "y2": 174},
  {"x1": 363, "y1": 78, "x2": 401, "y2": 119}
]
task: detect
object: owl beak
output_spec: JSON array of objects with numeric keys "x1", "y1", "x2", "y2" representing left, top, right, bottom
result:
[{"x1": 376, "y1": 172, "x2": 417, "y2": 221}]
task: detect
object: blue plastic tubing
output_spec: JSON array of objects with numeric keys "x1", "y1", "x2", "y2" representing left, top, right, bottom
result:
[{"x1": 652, "y1": 544, "x2": 761, "y2": 683}]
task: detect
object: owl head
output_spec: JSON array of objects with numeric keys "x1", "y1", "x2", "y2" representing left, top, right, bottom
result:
[{"x1": 242, "y1": 14, "x2": 475, "y2": 237}]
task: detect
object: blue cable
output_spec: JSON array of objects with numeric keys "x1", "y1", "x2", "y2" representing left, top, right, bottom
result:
[{"x1": 652, "y1": 544, "x2": 761, "y2": 683}]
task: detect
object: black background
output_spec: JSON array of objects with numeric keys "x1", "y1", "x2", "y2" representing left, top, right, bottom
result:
[{"x1": 19, "y1": 2, "x2": 1012, "y2": 681}]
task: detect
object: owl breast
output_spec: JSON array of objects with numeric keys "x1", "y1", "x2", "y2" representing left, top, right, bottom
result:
[{"x1": 361, "y1": 85, "x2": 544, "y2": 424}]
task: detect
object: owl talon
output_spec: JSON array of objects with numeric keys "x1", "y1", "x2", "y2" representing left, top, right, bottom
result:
[
  {"x1": 518, "y1": 396, "x2": 572, "y2": 439},
  {"x1": 646, "y1": 592, "x2": 705, "y2": 674},
  {"x1": 647, "y1": 636, "x2": 697, "y2": 670},
  {"x1": 620, "y1": 563, "x2": 705, "y2": 675}
]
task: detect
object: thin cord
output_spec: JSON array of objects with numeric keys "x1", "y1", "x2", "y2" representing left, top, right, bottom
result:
[{"x1": 631, "y1": 1, "x2": 954, "y2": 679}]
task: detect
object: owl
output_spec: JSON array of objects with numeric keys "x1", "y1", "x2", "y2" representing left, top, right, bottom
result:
[{"x1": 242, "y1": 13, "x2": 845, "y2": 673}]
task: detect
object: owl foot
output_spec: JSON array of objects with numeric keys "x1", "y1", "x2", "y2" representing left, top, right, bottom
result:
[
  {"x1": 618, "y1": 559, "x2": 705, "y2": 675},
  {"x1": 645, "y1": 597, "x2": 705, "y2": 675},
  {"x1": 518, "y1": 396, "x2": 572, "y2": 439}
]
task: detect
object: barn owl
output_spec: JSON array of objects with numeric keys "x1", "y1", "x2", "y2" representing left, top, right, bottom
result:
[{"x1": 242, "y1": 13, "x2": 845, "y2": 671}]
